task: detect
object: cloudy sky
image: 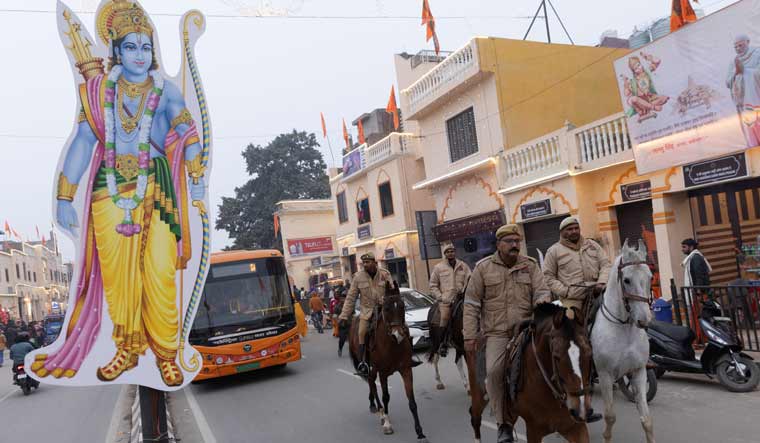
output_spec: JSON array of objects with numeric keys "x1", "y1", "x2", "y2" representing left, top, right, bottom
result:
[{"x1": 0, "y1": 0, "x2": 736, "y2": 260}]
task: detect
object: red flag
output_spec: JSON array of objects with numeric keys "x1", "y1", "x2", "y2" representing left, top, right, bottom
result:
[
  {"x1": 670, "y1": 0, "x2": 698, "y2": 32},
  {"x1": 421, "y1": 0, "x2": 440, "y2": 55},
  {"x1": 357, "y1": 119, "x2": 366, "y2": 145},
  {"x1": 342, "y1": 118, "x2": 350, "y2": 150},
  {"x1": 386, "y1": 86, "x2": 400, "y2": 130},
  {"x1": 273, "y1": 214, "x2": 280, "y2": 237},
  {"x1": 42, "y1": 235, "x2": 46, "y2": 246},
  {"x1": 3, "y1": 221, "x2": 9, "y2": 236},
  {"x1": 320, "y1": 112, "x2": 327, "y2": 138}
]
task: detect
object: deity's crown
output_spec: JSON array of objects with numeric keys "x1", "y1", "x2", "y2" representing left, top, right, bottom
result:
[{"x1": 96, "y1": 0, "x2": 153, "y2": 45}]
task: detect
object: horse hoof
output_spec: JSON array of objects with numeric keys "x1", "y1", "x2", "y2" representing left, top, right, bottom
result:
[
  {"x1": 417, "y1": 438, "x2": 429, "y2": 443},
  {"x1": 383, "y1": 427, "x2": 394, "y2": 435},
  {"x1": 436, "y1": 383, "x2": 445, "y2": 390},
  {"x1": 370, "y1": 405, "x2": 378, "y2": 414}
]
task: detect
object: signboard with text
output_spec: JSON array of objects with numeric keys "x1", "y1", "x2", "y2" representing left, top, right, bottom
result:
[
  {"x1": 287, "y1": 236, "x2": 334, "y2": 257},
  {"x1": 358, "y1": 224, "x2": 372, "y2": 240},
  {"x1": 621, "y1": 180, "x2": 652, "y2": 202},
  {"x1": 520, "y1": 199, "x2": 552, "y2": 220},
  {"x1": 683, "y1": 152, "x2": 748, "y2": 188},
  {"x1": 614, "y1": 0, "x2": 760, "y2": 174}
]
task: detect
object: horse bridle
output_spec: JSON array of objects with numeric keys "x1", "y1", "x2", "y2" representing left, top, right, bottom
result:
[
  {"x1": 382, "y1": 295, "x2": 406, "y2": 338},
  {"x1": 601, "y1": 259, "x2": 652, "y2": 325},
  {"x1": 530, "y1": 328, "x2": 593, "y2": 407}
]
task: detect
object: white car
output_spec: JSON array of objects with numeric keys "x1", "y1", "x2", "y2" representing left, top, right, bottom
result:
[{"x1": 353, "y1": 288, "x2": 435, "y2": 350}]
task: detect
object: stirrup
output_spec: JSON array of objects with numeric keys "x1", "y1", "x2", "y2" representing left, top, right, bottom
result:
[{"x1": 356, "y1": 361, "x2": 369, "y2": 376}]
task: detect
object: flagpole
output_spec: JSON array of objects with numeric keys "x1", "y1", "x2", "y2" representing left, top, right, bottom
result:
[{"x1": 325, "y1": 134, "x2": 337, "y2": 168}]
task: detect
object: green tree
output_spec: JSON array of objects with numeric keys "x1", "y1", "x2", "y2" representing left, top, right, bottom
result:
[{"x1": 217, "y1": 130, "x2": 330, "y2": 250}]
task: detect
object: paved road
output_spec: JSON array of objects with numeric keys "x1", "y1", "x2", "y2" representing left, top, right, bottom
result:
[
  {"x1": 176, "y1": 329, "x2": 760, "y2": 443},
  {"x1": 0, "y1": 350, "x2": 123, "y2": 443}
]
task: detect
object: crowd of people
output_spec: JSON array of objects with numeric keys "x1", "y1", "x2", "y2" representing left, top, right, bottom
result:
[{"x1": 0, "y1": 319, "x2": 48, "y2": 368}]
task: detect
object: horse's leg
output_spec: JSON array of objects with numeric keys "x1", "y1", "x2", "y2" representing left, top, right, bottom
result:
[
  {"x1": 401, "y1": 366, "x2": 428, "y2": 442},
  {"x1": 368, "y1": 367, "x2": 379, "y2": 414},
  {"x1": 465, "y1": 351, "x2": 484, "y2": 443},
  {"x1": 599, "y1": 371, "x2": 616, "y2": 443},
  {"x1": 455, "y1": 353, "x2": 470, "y2": 394},
  {"x1": 632, "y1": 368, "x2": 655, "y2": 443},
  {"x1": 559, "y1": 424, "x2": 590, "y2": 443},
  {"x1": 525, "y1": 423, "x2": 544, "y2": 443},
  {"x1": 433, "y1": 354, "x2": 445, "y2": 390},
  {"x1": 379, "y1": 372, "x2": 394, "y2": 435}
]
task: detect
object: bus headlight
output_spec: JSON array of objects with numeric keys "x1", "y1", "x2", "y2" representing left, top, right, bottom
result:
[{"x1": 215, "y1": 356, "x2": 224, "y2": 365}]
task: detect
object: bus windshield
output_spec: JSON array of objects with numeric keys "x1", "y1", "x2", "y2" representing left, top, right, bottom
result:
[{"x1": 190, "y1": 257, "x2": 294, "y2": 341}]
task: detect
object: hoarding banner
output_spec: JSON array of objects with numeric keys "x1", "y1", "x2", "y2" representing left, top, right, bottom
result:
[
  {"x1": 287, "y1": 236, "x2": 334, "y2": 257},
  {"x1": 615, "y1": 0, "x2": 760, "y2": 174}
]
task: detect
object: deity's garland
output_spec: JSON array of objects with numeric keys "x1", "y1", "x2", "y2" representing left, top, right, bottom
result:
[{"x1": 103, "y1": 65, "x2": 164, "y2": 237}]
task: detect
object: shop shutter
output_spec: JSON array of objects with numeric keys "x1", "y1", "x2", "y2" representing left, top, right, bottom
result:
[{"x1": 524, "y1": 216, "x2": 563, "y2": 263}]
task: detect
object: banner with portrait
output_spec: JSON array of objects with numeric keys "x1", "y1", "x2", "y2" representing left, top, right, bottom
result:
[{"x1": 615, "y1": 0, "x2": 760, "y2": 174}]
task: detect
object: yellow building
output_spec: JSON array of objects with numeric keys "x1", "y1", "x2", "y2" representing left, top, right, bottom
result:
[
  {"x1": 402, "y1": 37, "x2": 628, "y2": 270},
  {"x1": 275, "y1": 200, "x2": 339, "y2": 291}
]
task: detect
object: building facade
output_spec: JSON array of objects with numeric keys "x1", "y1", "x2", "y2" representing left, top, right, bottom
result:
[
  {"x1": 0, "y1": 241, "x2": 71, "y2": 322},
  {"x1": 275, "y1": 200, "x2": 339, "y2": 291}
]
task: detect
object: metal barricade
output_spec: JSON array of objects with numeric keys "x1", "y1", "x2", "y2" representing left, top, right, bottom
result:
[{"x1": 669, "y1": 279, "x2": 760, "y2": 351}]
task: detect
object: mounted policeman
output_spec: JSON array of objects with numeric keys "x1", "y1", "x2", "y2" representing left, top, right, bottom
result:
[
  {"x1": 543, "y1": 216, "x2": 611, "y2": 321},
  {"x1": 463, "y1": 224, "x2": 551, "y2": 443},
  {"x1": 428, "y1": 241, "x2": 471, "y2": 357},
  {"x1": 339, "y1": 252, "x2": 392, "y2": 377}
]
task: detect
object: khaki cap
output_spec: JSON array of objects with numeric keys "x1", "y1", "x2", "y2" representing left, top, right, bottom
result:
[
  {"x1": 559, "y1": 216, "x2": 580, "y2": 231},
  {"x1": 495, "y1": 224, "x2": 521, "y2": 240},
  {"x1": 360, "y1": 252, "x2": 376, "y2": 261}
]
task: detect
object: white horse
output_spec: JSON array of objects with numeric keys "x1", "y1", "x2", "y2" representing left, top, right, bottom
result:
[{"x1": 591, "y1": 239, "x2": 654, "y2": 443}]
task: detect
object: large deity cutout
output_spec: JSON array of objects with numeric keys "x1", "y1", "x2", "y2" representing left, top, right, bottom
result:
[{"x1": 26, "y1": 0, "x2": 213, "y2": 390}]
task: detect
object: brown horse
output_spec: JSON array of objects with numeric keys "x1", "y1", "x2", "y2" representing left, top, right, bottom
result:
[
  {"x1": 466, "y1": 303, "x2": 592, "y2": 443},
  {"x1": 348, "y1": 281, "x2": 428, "y2": 442}
]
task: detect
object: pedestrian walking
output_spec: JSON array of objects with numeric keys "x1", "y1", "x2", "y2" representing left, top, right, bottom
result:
[
  {"x1": 330, "y1": 295, "x2": 340, "y2": 337},
  {"x1": 543, "y1": 216, "x2": 611, "y2": 323},
  {"x1": 309, "y1": 292, "x2": 325, "y2": 334}
]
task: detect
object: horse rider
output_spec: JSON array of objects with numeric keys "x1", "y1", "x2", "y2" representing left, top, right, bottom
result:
[
  {"x1": 339, "y1": 252, "x2": 392, "y2": 377},
  {"x1": 429, "y1": 241, "x2": 471, "y2": 357},
  {"x1": 543, "y1": 216, "x2": 611, "y2": 320},
  {"x1": 463, "y1": 224, "x2": 551, "y2": 443}
]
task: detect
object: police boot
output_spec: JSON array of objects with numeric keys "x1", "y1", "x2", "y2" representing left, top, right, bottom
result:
[
  {"x1": 586, "y1": 408, "x2": 603, "y2": 423},
  {"x1": 497, "y1": 423, "x2": 515, "y2": 443},
  {"x1": 356, "y1": 344, "x2": 369, "y2": 376}
]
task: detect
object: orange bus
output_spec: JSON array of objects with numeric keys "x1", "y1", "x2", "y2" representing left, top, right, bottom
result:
[{"x1": 190, "y1": 250, "x2": 301, "y2": 380}]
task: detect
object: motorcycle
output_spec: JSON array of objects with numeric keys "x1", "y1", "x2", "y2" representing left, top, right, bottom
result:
[
  {"x1": 13, "y1": 363, "x2": 40, "y2": 396},
  {"x1": 648, "y1": 300, "x2": 759, "y2": 392}
]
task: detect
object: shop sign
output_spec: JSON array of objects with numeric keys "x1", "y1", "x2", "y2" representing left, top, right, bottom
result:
[
  {"x1": 384, "y1": 248, "x2": 395, "y2": 260},
  {"x1": 357, "y1": 224, "x2": 372, "y2": 240},
  {"x1": 310, "y1": 257, "x2": 322, "y2": 267},
  {"x1": 683, "y1": 153, "x2": 747, "y2": 188},
  {"x1": 520, "y1": 199, "x2": 552, "y2": 220},
  {"x1": 613, "y1": 1, "x2": 760, "y2": 174},
  {"x1": 433, "y1": 210, "x2": 505, "y2": 242},
  {"x1": 621, "y1": 180, "x2": 652, "y2": 202},
  {"x1": 286, "y1": 236, "x2": 334, "y2": 257},
  {"x1": 341, "y1": 247, "x2": 349, "y2": 257}
]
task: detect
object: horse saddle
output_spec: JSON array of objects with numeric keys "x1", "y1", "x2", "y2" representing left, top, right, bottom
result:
[{"x1": 506, "y1": 324, "x2": 532, "y2": 402}]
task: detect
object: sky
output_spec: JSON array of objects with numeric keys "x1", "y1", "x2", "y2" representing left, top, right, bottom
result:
[{"x1": 0, "y1": 0, "x2": 737, "y2": 261}]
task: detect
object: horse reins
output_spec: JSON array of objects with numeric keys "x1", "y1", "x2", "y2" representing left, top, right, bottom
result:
[
  {"x1": 601, "y1": 259, "x2": 651, "y2": 325},
  {"x1": 530, "y1": 329, "x2": 593, "y2": 407}
]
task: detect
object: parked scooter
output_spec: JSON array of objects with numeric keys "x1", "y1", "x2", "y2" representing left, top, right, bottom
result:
[
  {"x1": 648, "y1": 300, "x2": 759, "y2": 392},
  {"x1": 13, "y1": 364, "x2": 39, "y2": 396}
]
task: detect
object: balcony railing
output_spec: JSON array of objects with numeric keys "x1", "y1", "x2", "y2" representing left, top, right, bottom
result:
[
  {"x1": 574, "y1": 113, "x2": 632, "y2": 166},
  {"x1": 402, "y1": 40, "x2": 481, "y2": 118},
  {"x1": 342, "y1": 133, "x2": 418, "y2": 181},
  {"x1": 501, "y1": 113, "x2": 634, "y2": 189}
]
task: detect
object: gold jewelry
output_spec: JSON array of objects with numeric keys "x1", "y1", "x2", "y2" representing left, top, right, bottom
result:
[
  {"x1": 117, "y1": 85, "x2": 148, "y2": 133},
  {"x1": 171, "y1": 109, "x2": 193, "y2": 129},
  {"x1": 115, "y1": 154, "x2": 141, "y2": 181},
  {"x1": 118, "y1": 76, "x2": 152, "y2": 99},
  {"x1": 97, "y1": 0, "x2": 153, "y2": 45},
  {"x1": 186, "y1": 156, "x2": 206, "y2": 185},
  {"x1": 57, "y1": 173, "x2": 78, "y2": 201}
]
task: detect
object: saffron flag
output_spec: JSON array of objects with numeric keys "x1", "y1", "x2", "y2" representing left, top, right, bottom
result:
[
  {"x1": 36, "y1": 225, "x2": 40, "y2": 240},
  {"x1": 671, "y1": 0, "x2": 698, "y2": 32},
  {"x1": 342, "y1": 118, "x2": 350, "y2": 150},
  {"x1": 386, "y1": 86, "x2": 400, "y2": 130},
  {"x1": 421, "y1": 0, "x2": 440, "y2": 55},
  {"x1": 273, "y1": 214, "x2": 280, "y2": 237},
  {"x1": 320, "y1": 112, "x2": 327, "y2": 138},
  {"x1": 3, "y1": 221, "x2": 10, "y2": 236},
  {"x1": 357, "y1": 119, "x2": 366, "y2": 145}
]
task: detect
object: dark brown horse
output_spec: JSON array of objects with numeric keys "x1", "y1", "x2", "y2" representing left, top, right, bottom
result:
[
  {"x1": 464, "y1": 303, "x2": 593, "y2": 443},
  {"x1": 348, "y1": 281, "x2": 428, "y2": 442}
]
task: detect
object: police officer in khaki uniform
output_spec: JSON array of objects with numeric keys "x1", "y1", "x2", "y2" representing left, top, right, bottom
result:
[
  {"x1": 542, "y1": 216, "x2": 611, "y2": 315},
  {"x1": 463, "y1": 224, "x2": 551, "y2": 443},
  {"x1": 429, "y1": 242, "x2": 471, "y2": 357},
  {"x1": 339, "y1": 252, "x2": 392, "y2": 376}
]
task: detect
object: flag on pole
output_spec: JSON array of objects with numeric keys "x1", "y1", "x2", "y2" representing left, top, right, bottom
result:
[
  {"x1": 320, "y1": 112, "x2": 327, "y2": 138},
  {"x1": 36, "y1": 225, "x2": 40, "y2": 240},
  {"x1": 3, "y1": 221, "x2": 10, "y2": 236},
  {"x1": 273, "y1": 213, "x2": 280, "y2": 238},
  {"x1": 421, "y1": 0, "x2": 440, "y2": 55},
  {"x1": 386, "y1": 86, "x2": 400, "y2": 130},
  {"x1": 11, "y1": 228, "x2": 21, "y2": 241},
  {"x1": 342, "y1": 118, "x2": 350, "y2": 151},
  {"x1": 357, "y1": 119, "x2": 366, "y2": 145},
  {"x1": 670, "y1": 0, "x2": 698, "y2": 32}
]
